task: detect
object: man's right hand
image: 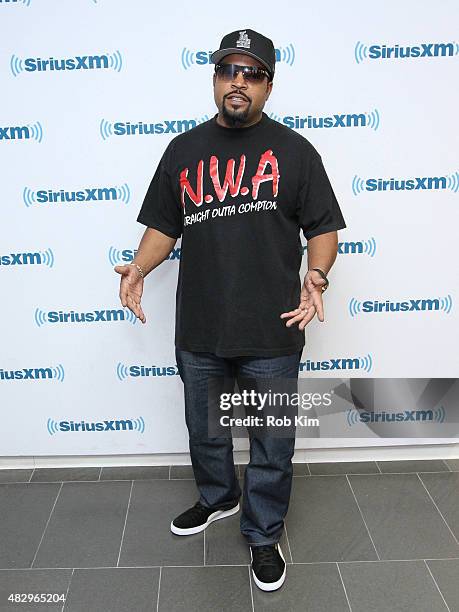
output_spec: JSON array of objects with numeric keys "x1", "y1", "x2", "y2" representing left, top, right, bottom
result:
[{"x1": 114, "y1": 264, "x2": 146, "y2": 324}]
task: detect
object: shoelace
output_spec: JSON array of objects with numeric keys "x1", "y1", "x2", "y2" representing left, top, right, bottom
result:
[{"x1": 252, "y1": 545, "x2": 278, "y2": 566}]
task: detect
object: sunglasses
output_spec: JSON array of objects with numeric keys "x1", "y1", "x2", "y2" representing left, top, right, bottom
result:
[{"x1": 215, "y1": 63, "x2": 271, "y2": 83}]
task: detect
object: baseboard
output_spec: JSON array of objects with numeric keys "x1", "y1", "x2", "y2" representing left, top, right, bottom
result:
[{"x1": 0, "y1": 442, "x2": 457, "y2": 470}]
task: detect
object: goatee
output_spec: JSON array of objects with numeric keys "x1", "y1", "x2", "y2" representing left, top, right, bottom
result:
[{"x1": 222, "y1": 99, "x2": 251, "y2": 127}]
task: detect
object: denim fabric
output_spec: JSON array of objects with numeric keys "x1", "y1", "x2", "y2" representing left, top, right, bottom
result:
[{"x1": 175, "y1": 347, "x2": 302, "y2": 546}]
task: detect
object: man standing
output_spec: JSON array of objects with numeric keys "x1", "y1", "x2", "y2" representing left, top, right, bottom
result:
[{"x1": 115, "y1": 28, "x2": 346, "y2": 591}]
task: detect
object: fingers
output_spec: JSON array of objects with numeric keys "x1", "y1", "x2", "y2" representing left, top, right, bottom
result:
[
  {"x1": 119, "y1": 283, "x2": 128, "y2": 307},
  {"x1": 284, "y1": 306, "x2": 314, "y2": 328},
  {"x1": 117, "y1": 266, "x2": 143, "y2": 310},
  {"x1": 126, "y1": 294, "x2": 146, "y2": 324},
  {"x1": 280, "y1": 307, "x2": 304, "y2": 319},
  {"x1": 298, "y1": 307, "x2": 316, "y2": 330},
  {"x1": 116, "y1": 265, "x2": 130, "y2": 307},
  {"x1": 136, "y1": 301, "x2": 146, "y2": 324},
  {"x1": 311, "y1": 293, "x2": 325, "y2": 322},
  {"x1": 280, "y1": 298, "x2": 309, "y2": 320},
  {"x1": 114, "y1": 266, "x2": 146, "y2": 322},
  {"x1": 280, "y1": 300, "x2": 323, "y2": 329}
]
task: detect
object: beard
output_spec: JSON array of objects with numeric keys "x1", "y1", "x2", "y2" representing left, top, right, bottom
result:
[{"x1": 222, "y1": 96, "x2": 252, "y2": 127}]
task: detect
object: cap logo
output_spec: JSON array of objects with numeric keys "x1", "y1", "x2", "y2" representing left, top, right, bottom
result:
[{"x1": 236, "y1": 30, "x2": 251, "y2": 49}]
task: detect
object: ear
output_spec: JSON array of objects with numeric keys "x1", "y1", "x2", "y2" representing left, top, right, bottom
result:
[{"x1": 265, "y1": 80, "x2": 273, "y2": 100}]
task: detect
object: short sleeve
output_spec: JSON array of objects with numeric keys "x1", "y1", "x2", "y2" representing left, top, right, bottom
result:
[
  {"x1": 136, "y1": 145, "x2": 182, "y2": 239},
  {"x1": 296, "y1": 152, "x2": 346, "y2": 240}
]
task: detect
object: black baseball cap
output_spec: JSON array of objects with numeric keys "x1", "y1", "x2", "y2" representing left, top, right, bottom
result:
[{"x1": 210, "y1": 29, "x2": 275, "y2": 80}]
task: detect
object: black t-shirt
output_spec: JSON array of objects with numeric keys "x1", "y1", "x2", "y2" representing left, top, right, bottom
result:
[{"x1": 137, "y1": 111, "x2": 346, "y2": 358}]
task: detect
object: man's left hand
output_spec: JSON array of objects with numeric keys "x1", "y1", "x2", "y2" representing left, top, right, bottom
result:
[{"x1": 280, "y1": 270, "x2": 326, "y2": 330}]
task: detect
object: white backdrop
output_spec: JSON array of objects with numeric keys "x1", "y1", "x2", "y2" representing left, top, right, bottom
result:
[{"x1": 1, "y1": 0, "x2": 458, "y2": 457}]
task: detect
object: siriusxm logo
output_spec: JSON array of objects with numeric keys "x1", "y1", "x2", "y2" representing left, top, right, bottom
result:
[
  {"x1": 355, "y1": 41, "x2": 459, "y2": 64},
  {"x1": 34, "y1": 307, "x2": 137, "y2": 326},
  {"x1": 47, "y1": 416, "x2": 145, "y2": 435},
  {"x1": 352, "y1": 172, "x2": 459, "y2": 195},
  {"x1": 0, "y1": 122, "x2": 43, "y2": 142},
  {"x1": 109, "y1": 246, "x2": 180, "y2": 265},
  {"x1": 23, "y1": 184, "x2": 130, "y2": 207},
  {"x1": 347, "y1": 406, "x2": 445, "y2": 425},
  {"x1": 116, "y1": 362, "x2": 179, "y2": 380},
  {"x1": 10, "y1": 51, "x2": 123, "y2": 76},
  {"x1": 349, "y1": 295, "x2": 453, "y2": 317},
  {"x1": 300, "y1": 354, "x2": 373, "y2": 373},
  {"x1": 269, "y1": 109, "x2": 380, "y2": 131},
  {"x1": 302, "y1": 238, "x2": 376, "y2": 258},
  {"x1": 100, "y1": 116, "x2": 209, "y2": 140},
  {"x1": 181, "y1": 43, "x2": 295, "y2": 69},
  {"x1": 0, "y1": 248, "x2": 54, "y2": 267},
  {"x1": 1, "y1": 364, "x2": 64, "y2": 381}
]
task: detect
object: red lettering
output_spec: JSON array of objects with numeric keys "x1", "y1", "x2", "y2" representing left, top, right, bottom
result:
[
  {"x1": 209, "y1": 154, "x2": 246, "y2": 202},
  {"x1": 180, "y1": 160, "x2": 204, "y2": 207},
  {"x1": 179, "y1": 150, "x2": 280, "y2": 208},
  {"x1": 252, "y1": 149, "x2": 279, "y2": 198}
]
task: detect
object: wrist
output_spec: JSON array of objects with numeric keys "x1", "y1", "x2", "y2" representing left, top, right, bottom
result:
[
  {"x1": 129, "y1": 261, "x2": 145, "y2": 279},
  {"x1": 308, "y1": 267, "x2": 329, "y2": 291}
]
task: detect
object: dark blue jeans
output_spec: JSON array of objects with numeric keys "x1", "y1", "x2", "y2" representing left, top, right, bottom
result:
[{"x1": 175, "y1": 347, "x2": 302, "y2": 546}]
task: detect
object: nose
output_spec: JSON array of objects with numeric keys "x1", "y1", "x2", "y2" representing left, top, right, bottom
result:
[{"x1": 231, "y1": 70, "x2": 247, "y2": 89}]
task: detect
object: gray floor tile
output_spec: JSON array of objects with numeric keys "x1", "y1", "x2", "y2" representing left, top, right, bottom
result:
[
  {"x1": 308, "y1": 462, "x2": 379, "y2": 475},
  {"x1": 3, "y1": 458, "x2": 457, "y2": 611},
  {"x1": 0, "y1": 569, "x2": 71, "y2": 612},
  {"x1": 170, "y1": 463, "x2": 248, "y2": 480},
  {"x1": 286, "y1": 476, "x2": 377, "y2": 562},
  {"x1": 33, "y1": 481, "x2": 131, "y2": 568},
  {"x1": 100, "y1": 466, "x2": 169, "y2": 480},
  {"x1": 292, "y1": 462, "x2": 309, "y2": 476},
  {"x1": 158, "y1": 565, "x2": 251, "y2": 612},
  {"x1": 282, "y1": 528, "x2": 295, "y2": 564},
  {"x1": 348, "y1": 474, "x2": 459, "y2": 560},
  {"x1": 204, "y1": 505, "x2": 248, "y2": 566},
  {"x1": 31, "y1": 467, "x2": 100, "y2": 482},
  {"x1": 237, "y1": 464, "x2": 247, "y2": 479},
  {"x1": 279, "y1": 532, "x2": 292, "y2": 563},
  {"x1": 427, "y1": 559, "x2": 459, "y2": 612},
  {"x1": 445, "y1": 459, "x2": 459, "y2": 471},
  {"x1": 419, "y1": 472, "x2": 459, "y2": 540},
  {"x1": 339, "y1": 560, "x2": 449, "y2": 612},
  {"x1": 0, "y1": 483, "x2": 61, "y2": 569},
  {"x1": 119, "y1": 479, "x2": 204, "y2": 567},
  {"x1": 170, "y1": 465, "x2": 194, "y2": 479},
  {"x1": 204, "y1": 503, "x2": 292, "y2": 565},
  {"x1": 64, "y1": 567, "x2": 160, "y2": 612},
  {"x1": 252, "y1": 562, "x2": 349, "y2": 611},
  {"x1": 376, "y1": 460, "x2": 449, "y2": 473},
  {"x1": 0, "y1": 469, "x2": 34, "y2": 483}
]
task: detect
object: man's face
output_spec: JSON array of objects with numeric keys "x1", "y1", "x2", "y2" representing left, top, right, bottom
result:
[{"x1": 213, "y1": 53, "x2": 273, "y2": 127}]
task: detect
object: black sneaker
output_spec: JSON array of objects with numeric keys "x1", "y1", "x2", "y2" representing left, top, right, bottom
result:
[
  {"x1": 250, "y1": 543, "x2": 286, "y2": 591},
  {"x1": 170, "y1": 500, "x2": 240, "y2": 535}
]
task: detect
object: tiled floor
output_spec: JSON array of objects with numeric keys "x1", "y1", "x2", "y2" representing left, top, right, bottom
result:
[{"x1": 0, "y1": 459, "x2": 458, "y2": 611}]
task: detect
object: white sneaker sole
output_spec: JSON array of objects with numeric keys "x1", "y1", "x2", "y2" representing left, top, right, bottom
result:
[
  {"x1": 250, "y1": 542, "x2": 286, "y2": 592},
  {"x1": 170, "y1": 502, "x2": 240, "y2": 535}
]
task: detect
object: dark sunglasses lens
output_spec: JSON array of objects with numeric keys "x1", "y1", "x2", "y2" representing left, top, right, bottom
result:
[
  {"x1": 246, "y1": 69, "x2": 266, "y2": 82},
  {"x1": 216, "y1": 64, "x2": 235, "y2": 80},
  {"x1": 216, "y1": 64, "x2": 266, "y2": 82}
]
